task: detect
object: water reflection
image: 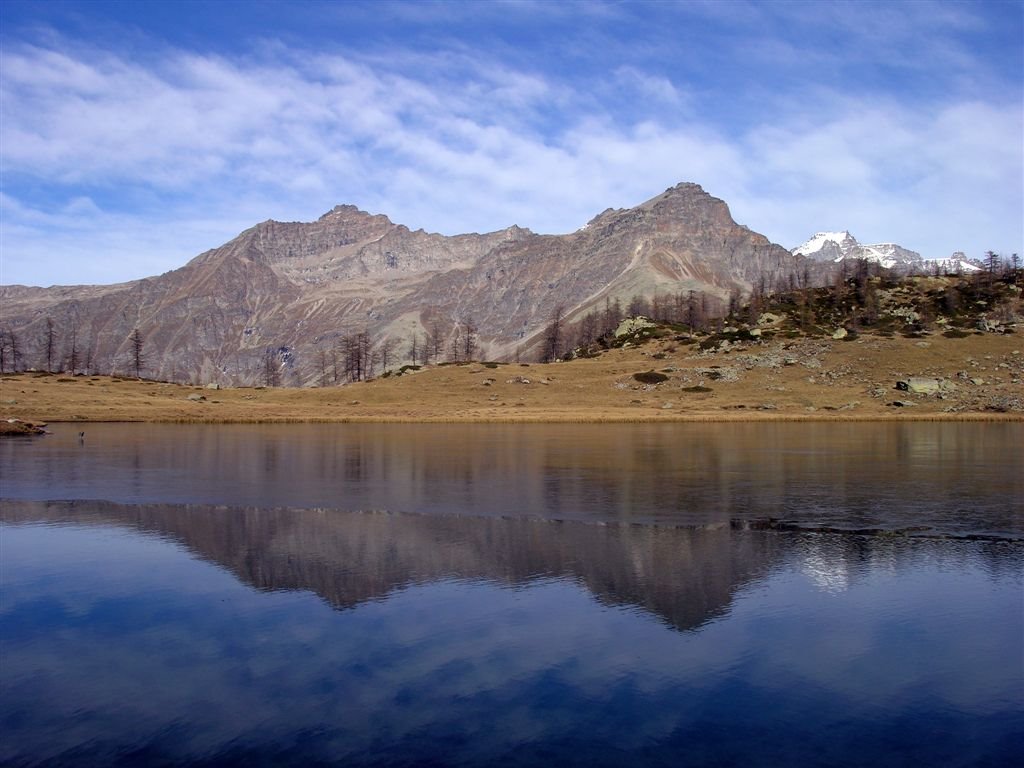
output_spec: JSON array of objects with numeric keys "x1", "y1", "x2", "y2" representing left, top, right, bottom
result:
[
  {"x1": 3, "y1": 500, "x2": 1019, "y2": 632},
  {"x1": 1, "y1": 422, "x2": 1021, "y2": 536},
  {"x1": 2, "y1": 499, "x2": 786, "y2": 633},
  {"x1": 2, "y1": 502, "x2": 1021, "y2": 768}
]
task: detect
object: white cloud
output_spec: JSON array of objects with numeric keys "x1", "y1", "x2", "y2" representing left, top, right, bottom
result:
[
  {"x1": 0, "y1": 32, "x2": 1020, "y2": 286},
  {"x1": 733, "y1": 97, "x2": 1023, "y2": 255}
]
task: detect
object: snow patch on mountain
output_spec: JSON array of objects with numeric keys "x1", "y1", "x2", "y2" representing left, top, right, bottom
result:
[
  {"x1": 793, "y1": 232, "x2": 986, "y2": 274},
  {"x1": 793, "y1": 232, "x2": 923, "y2": 269},
  {"x1": 792, "y1": 231, "x2": 858, "y2": 259},
  {"x1": 923, "y1": 253, "x2": 982, "y2": 273}
]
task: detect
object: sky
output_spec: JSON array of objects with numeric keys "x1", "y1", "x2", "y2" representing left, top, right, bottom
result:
[{"x1": 1, "y1": 0, "x2": 1022, "y2": 287}]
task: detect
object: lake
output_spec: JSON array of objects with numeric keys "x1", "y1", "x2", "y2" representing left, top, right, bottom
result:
[{"x1": 1, "y1": 423, "x2": 1022, "y2": 767}]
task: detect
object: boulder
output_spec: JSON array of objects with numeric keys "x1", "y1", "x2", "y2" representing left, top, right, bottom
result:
[
  {"x1": 614, "y1": 316, "x2": 656, "y2": 338},
  {"x1": 895, "y1": 377, "x2": 940, "y2": 395}
]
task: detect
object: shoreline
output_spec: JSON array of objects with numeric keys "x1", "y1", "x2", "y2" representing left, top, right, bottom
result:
[{"x1": 21, "y1": 411, "x2": 1024, "y2": 425}]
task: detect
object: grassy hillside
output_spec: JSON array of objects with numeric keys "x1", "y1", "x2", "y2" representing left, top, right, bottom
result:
[{"x1": 2, "y1": 271, "x2": 1021, "y2": 426}]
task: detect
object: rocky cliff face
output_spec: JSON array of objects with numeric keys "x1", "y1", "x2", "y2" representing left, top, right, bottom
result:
[{"x1": 0, "y1": 182, "x2": 802, "y2": 385}]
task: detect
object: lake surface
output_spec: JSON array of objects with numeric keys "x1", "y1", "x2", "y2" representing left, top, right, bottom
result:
[{"x1": 2, "y1": 423, "x2": 1022, "y2": 766}]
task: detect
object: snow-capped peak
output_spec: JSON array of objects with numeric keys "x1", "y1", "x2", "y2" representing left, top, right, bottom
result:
[
  {"x1": 792, "y1": 231, "x2": 857, "y2": 258},
  {"x1": 792, "y1": 231, "x2": 923, "y2": 269}
]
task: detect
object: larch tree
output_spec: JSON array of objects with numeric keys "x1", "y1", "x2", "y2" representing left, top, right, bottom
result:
[
  {"x1": 42, "y1": 317, "x2": 57, "y2": 373},
  {"x1": 129, "y1": 328, "x2": 145, "y2": 378}
]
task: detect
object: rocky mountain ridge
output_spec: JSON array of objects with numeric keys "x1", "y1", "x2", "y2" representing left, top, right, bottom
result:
[{"x1": 1, "y1": 182, "x2": 806, "y2": 385}]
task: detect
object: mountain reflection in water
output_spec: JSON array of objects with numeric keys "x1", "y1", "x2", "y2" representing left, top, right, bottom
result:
[
  {"x1": 3, "y1": 500, "x2": 1019, "y2": 633},
  {"x1": 2, "y1": 422, "x2": 1022, "y2": 767},
  {"x1": 2, "y1": 500, "x2": 1021, "y2": 768},
  {"x1": 2, "y1": 500, "x2": 786, "y2": 633}
]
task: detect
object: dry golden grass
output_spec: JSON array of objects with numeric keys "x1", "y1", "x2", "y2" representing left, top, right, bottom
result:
[{"x1": 2, "y1": 331, "x2": 1022, "y2": 424}]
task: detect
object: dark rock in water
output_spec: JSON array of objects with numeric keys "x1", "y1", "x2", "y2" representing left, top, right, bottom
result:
[{"x1": 0, "y1": 419, "x2": 47, "y2": 436}]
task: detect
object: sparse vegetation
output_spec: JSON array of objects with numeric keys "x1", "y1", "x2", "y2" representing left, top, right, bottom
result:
[{"x1": 2, "y1": 267, "x2": 1020, "y2": 423}]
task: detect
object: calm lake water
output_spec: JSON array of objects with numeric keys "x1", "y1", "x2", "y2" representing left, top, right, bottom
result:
[{"x1": 1, "y1": 423, "x2": 1022, "y2": 767}]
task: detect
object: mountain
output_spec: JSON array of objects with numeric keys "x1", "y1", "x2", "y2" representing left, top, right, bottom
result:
[
  {"x1": 928, "y1": 252, "x2": 982, "y2": 274},
  {"x1": 0, "y1": 183, "x2": 803, "y2": 385},
  {"x1": 792, "y1": 231, "x2": 925, "y2": 269},
  {"x1": 792, "y1": 231, "x2": 986, "y2": 275}
]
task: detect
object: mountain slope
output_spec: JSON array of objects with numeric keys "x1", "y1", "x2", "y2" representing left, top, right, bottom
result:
[{"x1": 1, "y1": 183, "x2": 802, "y2": 385}]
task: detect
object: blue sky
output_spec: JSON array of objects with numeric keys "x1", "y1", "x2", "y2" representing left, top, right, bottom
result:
[{"x1": 1, "y1": 0, "x2": 1021, "y2": 286}]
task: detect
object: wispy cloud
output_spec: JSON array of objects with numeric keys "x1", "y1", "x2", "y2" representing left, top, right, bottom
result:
[{"x1": 1, "y1": 0, "x2": 1020, "y2": 286}]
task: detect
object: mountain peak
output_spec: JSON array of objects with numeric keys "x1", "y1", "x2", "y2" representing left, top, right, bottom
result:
[
  {"x1": 793, "y1": 231, "x2": 926, "y2": 269},
  {"x1": 318, "y1": 204, "x2": 390, "y2": 224},
  {"x1": 793, "y1": 231, "x2": 858, "y2": 257},
  {"x1": 2, "y1": 182, "x2": 799, "y2": 385}
]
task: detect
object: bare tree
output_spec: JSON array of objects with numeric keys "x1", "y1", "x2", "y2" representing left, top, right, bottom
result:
[
  {"x1": 649, "y1": 293, "x2": 664, "y2": 323},
  {"x1": 577, "y1": 310, "x2": 599, "y2": 348},
  {"x1": 627, "y1": 294, "x2": 648, "y2": 318},
  {"x1": 340, "y1": 331, "x2": 373, "y2": 381},
  {"x1": 129, "y1": 328, "x2": 145, "y2": 378},
  {"x1": 601, "y1": 298, "x2": 615, "y2": 336},
  {"x1": 380, "y1": 336, "x2": 397, "y2": 373},
  {"x1": 686, "y1": 290, "x2": 703, "y2": 334},
  {"x1": 42, "y1": 317, "x2": 57, "y2": 372},
  {"x1": 318, "y1": 346, "x2": 330, "y2": 387},
  {"x1": 462, "y1": 320, "x2": 477, "y2": 361},
  {"x1": 262, "y1": 348, "x2": 280, "y2": 387},
  {"x1": 984, "y1": 250, "x2": 1001, "y2": 278},
  {"x1": 0, "y1": 330, "x2": 9, "y2": 373},
  {"x1": 366, "y1": 346, "x2": 378, "y2": 379},
  {"x1": 409, "y1": 332, "x2": 419, "y2": 366},
  {"x1": 341, "y1": 335, "x2": 356, "y2": 381},
  {"x1": 727, "y1": 288, "x2": 743, "y2": 320},
  {"x1": 542, "y1": 304, "x2": 564, "y2": 362},
  {"x1": 66, "y1": 325, "x2": 81, "y2": 375},
  {"x1": 428, "y1": 321, "x2": 443, "y2": 364},
  {"x1": 448, "y1": 325, "x2": 461, "y2": 363},
  {"x1": 359, "y1": 331, "x2": 371, "y2": 378}
]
